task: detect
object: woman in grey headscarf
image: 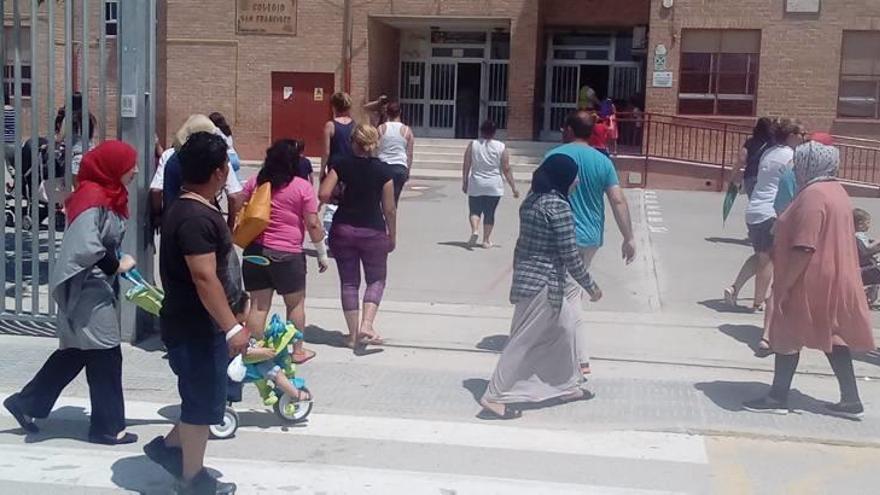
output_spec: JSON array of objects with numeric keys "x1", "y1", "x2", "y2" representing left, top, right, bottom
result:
[
  {"x1": 479, "y1": 154, "x2": 602, "y2": 420},
  {"x1": 4, "y1": 141, "x2": 140, "y2": 444},
  {"x1": 744, "y1": 140, "x2": 875, "y2": 419}
]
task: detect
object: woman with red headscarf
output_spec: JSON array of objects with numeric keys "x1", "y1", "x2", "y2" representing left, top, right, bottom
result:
[{"x1": 4, "y1": 141, "x2": 141, "y2": 445}]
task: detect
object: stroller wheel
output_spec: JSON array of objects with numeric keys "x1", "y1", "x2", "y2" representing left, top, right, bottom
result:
[
  {"x1": 275, "y1": 387, "x2": 313, "y2": 423},
  {"x1": 209, "y1": 406, "x2": 239, "y2": 440}
]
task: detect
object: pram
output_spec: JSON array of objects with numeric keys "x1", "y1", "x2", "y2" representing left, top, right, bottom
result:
[
  {"x1": 119, "y1": 274, "x2": 313, "y2": 440},
  {"x1": 4, "y1": 137, "x2": 67, "y2": 230},
  {"x1": 212, "y1": 315, "x2": 314, "y2": 440}
]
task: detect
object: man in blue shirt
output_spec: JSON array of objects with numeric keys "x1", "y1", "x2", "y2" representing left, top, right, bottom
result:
[{"x1": 546, "y1": 111, "x2": 635, "y2": 376}]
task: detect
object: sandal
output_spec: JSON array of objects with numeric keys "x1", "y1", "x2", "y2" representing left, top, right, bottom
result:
[
  {"x1": 723, "y1": 287, "x2": 738, "y2": 307},
  {"x1": 359, "y1": 334, "x2": 385, "y2": 346},
  {"x1": 755, "y1": 338, "x2": 773, "y2": 358},
  {"x1": 292, "y1": 349, "x2": 317, "y2": 364},
  {"x1": 477, "y1": 406, "x2": 522, "y2": 421},
  {"x1": 560, "y1": 387, "x2": 596, "y2": 404}
]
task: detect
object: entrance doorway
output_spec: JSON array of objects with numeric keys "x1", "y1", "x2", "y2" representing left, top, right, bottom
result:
[
  {"x1": 580, "y1": 65, "x2": 610, "y2": 106},
  {"x1": 271, "y1": 72, "x2": 335, "y2": 157},
  {"x1": 456, "y1": 63, "x2": 482, "y2": 139}
]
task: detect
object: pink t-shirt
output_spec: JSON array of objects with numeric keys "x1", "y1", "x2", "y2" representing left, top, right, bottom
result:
[{"x1": 242, "y1": 176, "x2": 318, "y2": 253}]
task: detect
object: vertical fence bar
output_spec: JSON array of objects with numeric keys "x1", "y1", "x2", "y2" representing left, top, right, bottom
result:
[
  {"x1": 63, "y1": 0, "x2": 72, "y2": 192},
  {"x1": 642, "y1": 113, "x2": 651, "y2": 188},
  {"x1": 45, "y1": 0, "x2": 55, "y2": 315},
  {"x1": 0, "y1": 0, "x2": 6, "y2": 315},
  {"x1": 29, "y1": 0, "x2": 39, "y2": 314},
  {"x1": 12, "y1": 0, "x2": 24, "y2": 313},
  {"x1": 80, "y1": 0, "x2": 89, "y2": 152},
  {"x1": 98, "y1": 0, "x2": 106, "y2": 142},
  {"x1": 719, "y1": 124, "x2": 728, "y2": 192}
]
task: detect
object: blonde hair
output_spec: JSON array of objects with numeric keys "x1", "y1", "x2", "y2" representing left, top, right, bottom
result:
[
  {"x1": 173, "y1": 114, "x2": 218, "y2": 150},
  {"x1": 330, "y1": 92, "x2": 352, "y2": 113},
  {"x1": 352, "y1": 124, "x2": 379, "y2": 154}
]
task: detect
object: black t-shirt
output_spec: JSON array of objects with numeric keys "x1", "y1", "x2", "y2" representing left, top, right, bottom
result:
[
  {"x1": 159, "y1": 197, "x2": 239, "y2": 347},
  {"x1": 743, "y1": 137, "x2": 768, "y2": 179},
  {"x1": 332, "y1": 156, "x2": 392, "y2": 231}
]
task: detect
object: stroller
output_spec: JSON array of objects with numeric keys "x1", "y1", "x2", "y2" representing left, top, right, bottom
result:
[
  {"x1": 119, "y1": 276, "x2": 313, "y2": 439},
  {"x1": 4, "y1": 137, "x2": 67, "y2": 231},
  {"x1": 212, "y1": 315, "x2": 314, "y2": 439}
]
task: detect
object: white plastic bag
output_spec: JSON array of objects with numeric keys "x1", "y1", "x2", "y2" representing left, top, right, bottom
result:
[{"x1": 227, "y1": 354, "x2": 246, "y2": 382}]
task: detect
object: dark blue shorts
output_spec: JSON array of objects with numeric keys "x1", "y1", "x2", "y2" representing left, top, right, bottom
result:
[{"x1": 167, "y1": 333, "x2": 228, "y2": 425}]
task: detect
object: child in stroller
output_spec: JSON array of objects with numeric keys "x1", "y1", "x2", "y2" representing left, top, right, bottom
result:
[
  {"x1": 211, "y1": 293, "x2": 313, "y2": 439},
  {"x1": 854, "y1": 208, "x2": 880, "y2": 307},
  {"x1": 4, "y1": 137, "x2": 67, "y2": 230}
]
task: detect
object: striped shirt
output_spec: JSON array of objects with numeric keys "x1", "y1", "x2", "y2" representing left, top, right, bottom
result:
[
  {"x1": 510, "y1": 191, "x2": 594, "y2": 309},
  {"x1": 4, "y1": 106, "x2": 15, "y2": 143}
]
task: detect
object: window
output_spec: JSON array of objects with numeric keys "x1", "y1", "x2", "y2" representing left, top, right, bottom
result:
[
  {"x1": 104, "y1": 0, "x2": 119, "y2": 37},
  {"x1": 838, "y1": 31, "x2": 880, "y2": 119},
  {"x1": 678, "y1": 30, "x2": 761, "y2": 116},
  {"x1": 3, "y1": 26, "x2": 32, "y2": 99}
]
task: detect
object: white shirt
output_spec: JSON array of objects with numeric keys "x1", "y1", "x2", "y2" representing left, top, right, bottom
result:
[
  {"x1": 377, "y1": 122, "x2": 409, "y2": 167},
  {"x1": 148, "y1": 147, "x2": 243, "y2": 195},
  {"x1": 745, "y1": 145, "x2": 793, "y2": 225},
  {"x1": 467, "y1": 138, "x2": 506, "y2": 197}
]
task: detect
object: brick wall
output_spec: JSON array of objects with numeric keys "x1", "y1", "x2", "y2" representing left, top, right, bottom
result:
[
  {"x1": 366, "y1": 18, "x2": 400, "y2": 101},
  {"x1": 646, "y1": 0, "x2": 880, "y2": 137},
  {"x1": 543, "y1": 0, "x2": 650, "y2": 27}
]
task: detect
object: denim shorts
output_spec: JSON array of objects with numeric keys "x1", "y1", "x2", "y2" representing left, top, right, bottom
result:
[
  {"x1": 747, "y1": 218, "x2": 776, "y2": 253},
  {"x1": 167, "y1": 333, "x2": 228, "y2": 425}
]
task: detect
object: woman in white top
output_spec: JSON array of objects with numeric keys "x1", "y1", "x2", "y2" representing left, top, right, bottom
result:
[
  {"x1": 377, "y1": 102, "x2": 414, "y2": 204},
  {"x1": 461, "y1": 120, "x2": 519, "y2": 249}
]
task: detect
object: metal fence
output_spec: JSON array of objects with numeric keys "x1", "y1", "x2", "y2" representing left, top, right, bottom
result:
[{"x1": 1, "y1": 0, "x2": 156, "y2": 342}]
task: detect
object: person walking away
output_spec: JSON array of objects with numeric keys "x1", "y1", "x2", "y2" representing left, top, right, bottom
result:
[
  {"x1": 145, "y1": 132, "x2": 250, "y2": 494},
  {"x1": 319, "y1": 124, "x2": 396, "y2": 350},
  {"x1": 587, "y1": 114, "x2": 612, "y2": 157},
  {"x1": 461, "y1": 120, "x2": 520, "y2": 248},
  {"x1": 479, "y1": 154, "x2": 602, "y2": 420},
  {"x1": 241, "y1": 140, "x2": 329, "y2": 366},
  {"x1": 209, "y1": 112, "x2": 241, "y2": 179},
  {"x1": 744, "y1": 140, "x2": 875, "y2": 419},
  {"x1": 549, "y1": 110, "x2": 635, "y2": 377},
  {"x1": 293, "y1": 140, "x2": 314, "y2": 184},
  {"x1": 363, "y1": 95, "x2": 389, "y2": 127},
  {"x1": 161, "y1": 114, "x2": 244, "y2": 232},
  {"x1": 377, "y1": 102, "x2": 415, "y2": 204},
  {"x1": 4, "y1": 141, "x2": 139, "y2": 444},
  {"x1": 321, "y1": 92, "x2": 356, "y2": 237},
  {"x1": 732, "y1": 118, "x2": 772, "y2": 198},
  {"x1": 723, "y1": 119, "x2": 802, "y2": 329}
]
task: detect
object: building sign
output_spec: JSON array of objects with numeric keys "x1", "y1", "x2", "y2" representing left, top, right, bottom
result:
[
  {"x1": 237, "y1": 0, "x2": 297, "y2": 36},
  {"x1": 283, "y1": 86, "x2": 293, "y2": 100},
  {"x1": 652, "y1": 71, "x2": 674, "y2": 88},
  {"x1": 313, "y1": 87, "x2": 324, "y2": 102},
  {"x1": 653, "y1": 54, "x2": 667, "y2": 71},
  {"x1": 786, "y1": 0, "x2": 820, "y2": 13}
]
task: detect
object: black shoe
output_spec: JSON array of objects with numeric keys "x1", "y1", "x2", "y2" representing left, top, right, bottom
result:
[
  {"x1": 88, "y1": 432, "x2": 138, "y2": 445},
  {"x1": 144, "y1": 435, "x2": 183, "y2": 478},
  {"x1": 743, "y1": 395, "x2": 789, "y2": 415},
  {"x1": 3, "y1": 394, "x2": 38, "y2": 433},
  {"x1": 826, "y1": 401, "x2": 864, "y2": 421},
  {"x1": 176, "y1": 469, "x2": 236, "y2": 495}
]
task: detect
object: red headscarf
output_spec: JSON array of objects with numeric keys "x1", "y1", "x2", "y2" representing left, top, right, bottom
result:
[{"x1": 65, "y1": 140, "x2": 137, "y2": 224}]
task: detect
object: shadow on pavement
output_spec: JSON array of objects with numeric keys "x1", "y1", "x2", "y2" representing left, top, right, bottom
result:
[
  {"x1": 437, "y1": 241, "x2": 475, "y2": 252},
  {"x1": 111, "y1": 455, "x2": 177, "y2": 494},
  {"x1": 476, "y1": 334, "x2": 508, "y2": 352},
  {"x1": 462, "y1": 378, "x2": 488, "y2": 404},
  {"x1": 704, "y1": 236, "x2": 751, "y2": 248},
  {"x1": 717, "y1": 324, "x2": 769, "y2": 355},
  {"x1": 303, "y1": 325, "x2": 349, "y2": 348},
  {"x1": 699, "y1": 299, "x2": 758, "y2": 314},
  {"x1": 855, "y1": 348, "x2": 880, "y2": 368},
  {"x1": 695, "y1": 380, "x2": 847, "y2": 419},
  {"x1": 10, "y1": 406, "x2": 168, "y2": 444}
]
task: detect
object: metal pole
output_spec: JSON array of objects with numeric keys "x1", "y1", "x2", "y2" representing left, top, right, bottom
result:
[
  {"x1": 99, "y1": 0, "x2": 107, "y2": 142},
  {"x1": 29, "y1": 0, "x2": 40, "y2": 314},
  {"x1": 118, "y1": 0, "x2": 153, "y2": 343},
  {"x1": 0, "y1": 0, "x2": 6, "y2": 315},
  {"x1": 64, "y1": 0, "x2": 72, "y2": 191},
  {"x1": 46, "y1": 0, "x2": 56, "y2": 315},
  {"x1": 342, "y1": 0, "x2": 351, "y2": 92},
  {"x1": 12, "y1": 0, "x2": 24, "y2": 313},
  {"x1": 80, "y1": 0, "x2": 89, "y2": 152}
]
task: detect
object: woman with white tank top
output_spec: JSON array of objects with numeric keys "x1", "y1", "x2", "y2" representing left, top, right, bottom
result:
[
  {"x1": 461, "y1": 120, "x2": 520, "y2": 249},
  {"x1": 377, "y1": 102, "x2": 414, "y2": 204}
]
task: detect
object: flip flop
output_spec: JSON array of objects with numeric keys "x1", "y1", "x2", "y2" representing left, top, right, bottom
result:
[
  {"x1": 477, "y1": 406, "x2": 522, "y2": 421},
  {"x1": 292, "y1": 349, "x2": 317, "y2": 364},
  {"x1": 755, "y1": 338, "x2": 773, "y2": 358},
  {"x1": 560, "y1": 387, "x2": 596, "y2": 404},
  {"x1": 359, "y1": 334, "x2": 385, "y2": 346}
]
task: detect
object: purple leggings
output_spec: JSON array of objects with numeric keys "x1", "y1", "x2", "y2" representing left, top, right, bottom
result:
[{"x1": 329, "y1": 223, "x2": 390, "y2": 311}]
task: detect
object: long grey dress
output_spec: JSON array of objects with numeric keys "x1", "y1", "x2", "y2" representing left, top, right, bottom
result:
[{"x1": 52, "y1": 207, "x2": 125, "y2": 349}]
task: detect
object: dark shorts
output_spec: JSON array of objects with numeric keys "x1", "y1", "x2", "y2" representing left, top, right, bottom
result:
[
  {"x1": 167, "y1": 333, "x2": 228, "y2": 426},
  {"x1": 468, "y1": 195, "x2": 501, "y2": 225},
  {"x1": 388, "y1": 164, "x2": 409, "y2": 204},
  {"x1": 747, "y1": 218, "x2": 775, "y2": 253},
  {"x1": 743, "y1": 176, "x2": 758, "y2": 198},
  {"x1": 242, "y1": 244, "x2": 307, "y2": 295}
]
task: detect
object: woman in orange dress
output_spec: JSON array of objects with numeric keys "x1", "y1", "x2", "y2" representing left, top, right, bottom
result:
[{"x1": 744, "y1": 140, "x2": 875, "y2": 420}]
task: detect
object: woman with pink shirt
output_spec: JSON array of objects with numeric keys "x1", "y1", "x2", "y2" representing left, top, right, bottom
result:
[{"x1": 242, "y1": 140, "x2": 329, "y2": 364}]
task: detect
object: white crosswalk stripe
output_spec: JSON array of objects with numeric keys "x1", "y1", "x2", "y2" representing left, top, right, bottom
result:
[{"x1": 0, "y1": 394, "x2": 707, "y2": 494}]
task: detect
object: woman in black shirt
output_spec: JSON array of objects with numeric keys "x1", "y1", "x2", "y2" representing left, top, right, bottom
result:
[{"x1": 319, "y1": 124, "x2": 397, "y2": 350}]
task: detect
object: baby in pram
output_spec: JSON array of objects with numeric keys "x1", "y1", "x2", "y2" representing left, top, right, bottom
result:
[{"x1": 854, "y1": 208, "x2": 880, "y2": 306}]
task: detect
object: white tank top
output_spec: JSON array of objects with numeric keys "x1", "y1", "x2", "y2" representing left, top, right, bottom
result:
[
  {"x1": 467, "y1": 138, "x2": 506, "y2": 197},
  {"x1": 378, "y1": 122, "x2": 409, "y2": 167}
]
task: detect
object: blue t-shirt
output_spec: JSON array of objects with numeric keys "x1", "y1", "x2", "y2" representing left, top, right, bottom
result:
[
  {"x1": 163, "y1": 152, "x2": 183, "y2": 208},
  {"x1": 774, "y1": 166, "x2": 797, "y2": 215},
  {"x1": 545, "y1": 143, "x2": 619, "y2": 247}
]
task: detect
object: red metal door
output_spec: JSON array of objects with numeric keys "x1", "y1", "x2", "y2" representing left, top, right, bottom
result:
[{"x1": 271, "y1": 72, "x2": 335, "y2": 158}]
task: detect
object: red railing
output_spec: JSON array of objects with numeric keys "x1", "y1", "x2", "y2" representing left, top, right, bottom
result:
[{"x1": 613, "y1": 112, "x2": 880, "y2": 188}]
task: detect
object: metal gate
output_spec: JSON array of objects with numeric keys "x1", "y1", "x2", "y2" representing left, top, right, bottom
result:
[
  {"x1": 399, "y1": 60, "x2": 425, "y2": 129},
  {"x1": 545, "y1": 65, "x2": 580, "y2": 135},
  {"x1": 486, "y1": 62, "x2": 508, "y2": 130},
  {"x1": 611, "y1": 65, "x2": 641, "y2": 102},
  {"x1": 428, "y1": 62, "x2": 456, "y2": 134},
  {"x1": 1, "y1": 0, "x2": 156, "y2": 342}
]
